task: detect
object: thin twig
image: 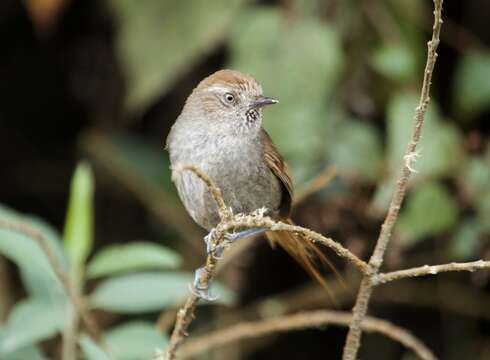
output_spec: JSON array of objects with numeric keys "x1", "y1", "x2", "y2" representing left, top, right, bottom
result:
[
  {"x1": 180, "y1": 310, "x2": 437, "y2": 360},
  {"x1": 162, "y1": 166, "x2": 232, "y2": 360},
  {"x1": 175, "y1": 164, "x2": 232, "y2": 221},
  {"x1": 222, "y1": 214, "x2": 369, "y2": 274},
  {"x1": 342, "y1": 1, "x2": 444, "y2": 359},
  {"x1": 374, "y1": 260, "x2": 490, "y2": 285},
  {"x1": 61, "y1": 303, "x2": 79, "y2": 360},
  {"x1": 0, "y1": 219, "x2": 101, "y2": 341}
]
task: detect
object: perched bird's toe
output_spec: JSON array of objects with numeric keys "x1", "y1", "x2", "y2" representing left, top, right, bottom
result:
[{"x1": 191, "y1": 267, "x2": 218, "y2": 301}]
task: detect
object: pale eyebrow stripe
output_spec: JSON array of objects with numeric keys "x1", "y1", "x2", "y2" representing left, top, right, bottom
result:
[{"x1": 206, "y1": 85, "x2": 230, "y2": 93}]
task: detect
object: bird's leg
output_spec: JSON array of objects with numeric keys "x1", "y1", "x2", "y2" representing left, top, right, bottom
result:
[
  {"x1": 227, "y1": 227, "x2": 267, "y2": 242},
  {"x1": 214, "y1": 227, "x2": 267, "y2": 258},
  {"x1": 203, "y1": 228, "x2": 218, "y2": 255},
  {"x1": 204, "y1": 227, "x2": 267, "y2": 258},
  {"x1": 195, "y1": 227, "x2": 267, "y2": 300},
  {"x1": 191, "y1": 267, "x2": 217, "y2": 301}
]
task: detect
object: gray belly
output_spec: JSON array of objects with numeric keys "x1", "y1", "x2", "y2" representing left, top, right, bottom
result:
[{"x1": 170, "y1": 135, "x2": 282, "y2": 230}]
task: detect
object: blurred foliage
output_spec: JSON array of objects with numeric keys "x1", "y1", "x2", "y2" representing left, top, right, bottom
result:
[
  {"x1": 396, "y1": 182, "x2": 459, "y2": 246},
  {"x1": 1, "y1": 0, "x2": 490, "y2": 358},
  {"x1": 371, "y1": 43, "x2": 418, "y2": 82},
  {"x1": 86, "y1": 242, "x2": 181, "y2": 279},
  {"x1": 109, "y1": 0, "x2": 248, "y2": 114},
  {"x1": 453, "y1": 50, "x2": 490, "y2": 117},
  {"x1": 229, "y1": 7, "x2": 343, "y2": 180},
  {"x1": 104, "y1": 321, "x2": 167, "y2": 360},
  {"x1": 0, "y1": 164, "x2": 233, "y2": 358},
  {"x1": 63, "y1": 162, "x2": 94, "y2": 281}
]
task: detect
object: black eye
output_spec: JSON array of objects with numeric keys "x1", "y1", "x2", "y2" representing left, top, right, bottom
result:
[{"x1": 224, "y1": 93, "x2": 235, "y2": 103}]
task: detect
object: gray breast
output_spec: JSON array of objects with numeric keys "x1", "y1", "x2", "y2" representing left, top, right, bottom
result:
[{"x1": 168, "y1": 124, "x2": 282, "y2": 230}]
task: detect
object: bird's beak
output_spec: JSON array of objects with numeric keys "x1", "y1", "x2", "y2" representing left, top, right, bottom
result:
[{"x1": 251, "y1": 96, "x2": 279, "y2": 109}]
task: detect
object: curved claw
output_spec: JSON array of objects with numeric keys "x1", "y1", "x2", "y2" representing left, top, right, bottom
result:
[
  {"x1": 203, "y1": 229, "x2": 216, "y2": 254},
  {"x1": 204, "y1": 229, "x2": 228, "y2": 258}
]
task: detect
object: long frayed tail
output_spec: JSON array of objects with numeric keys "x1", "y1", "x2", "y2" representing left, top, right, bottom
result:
[{"x1": 265, "y1": 218, "x2": 342, "y2": 302}]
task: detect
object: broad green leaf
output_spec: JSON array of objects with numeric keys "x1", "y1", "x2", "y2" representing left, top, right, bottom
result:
[
  {"x1": 371, "y1": 43, "x2": 417, "y2": 82},
  {"x1": 396, "y1": 182, "x2": 459, "y2": 245},
  {"x1": 0, "y1": 299, "x2": 65, "y2": 353},
  {"x1": 105, "y1": 321, "x2": 167, "y2": 360},
  {"x1": 79, "y1": 335, "x2": 110, "y2": 360},
  {"x1": 109, "y1": 0, "x2": 248, "y2": 114},
  {"x1": 387, "y1": 92, "x2": 464, "y2": 181},
  {"x1": 0, "y1": 205, "x2": 67, "y2": 302},
  {"x1": 449, "y1": 219, "x2": 481, "y2": 260},
  {"x1": 229, "y1": 7, "x2": 343, "y2": 181},
  {"x1": 0, "y1": 344, "x2": 48, "y2": 360},
  {"x1": 453, "y1": 51, "x2": 490, "y2": 117},
  {"x1": 63, "y1": 162, "x2": 94, "y2": 273},
  {"x1": 330, "y1": 120, "x2": 382, "y2": 181},
  {"x1": 90, "y1": 272, "x2": 235, "y2": 313},
  {"x1": 87, "y1": 242, "x2": 181, "y2": 279}
]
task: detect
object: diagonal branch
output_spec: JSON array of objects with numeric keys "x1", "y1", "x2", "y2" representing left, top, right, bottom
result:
[
  {"x1": 342, "y1": 1, "x2": 444, "y2": 359},
  {"x1": 180, "y1": 310, "x2": 437, "y2": 360},
  {"x1": 374, "y1": 260, "x2": 490, "y2": 285},
  {"x1": 220, "y1": 214, "x2": 369, "y2": 273}
]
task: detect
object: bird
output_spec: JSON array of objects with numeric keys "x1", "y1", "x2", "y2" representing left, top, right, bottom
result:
[{"x1": 166, "y1": 69, "x2": 330, "y2": 300}]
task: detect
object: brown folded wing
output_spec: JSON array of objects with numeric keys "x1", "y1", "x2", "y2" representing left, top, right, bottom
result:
[{"x1": 261, "y1": 129, "x2": 293, "y2": 219}]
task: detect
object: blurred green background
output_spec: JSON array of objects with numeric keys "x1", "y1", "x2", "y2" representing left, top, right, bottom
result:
[{"x1": 0, "y1": 0, "x2": 489, "y2": 359}]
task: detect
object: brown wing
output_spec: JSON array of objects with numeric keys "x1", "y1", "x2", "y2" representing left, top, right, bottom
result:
[{"x1": 261, "y1": 129, "x2": 293, "y2": 218}]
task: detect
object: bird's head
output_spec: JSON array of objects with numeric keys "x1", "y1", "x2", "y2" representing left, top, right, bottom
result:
[{"x1": 185, "y1": 69, "x2": 278, "y2": 134}]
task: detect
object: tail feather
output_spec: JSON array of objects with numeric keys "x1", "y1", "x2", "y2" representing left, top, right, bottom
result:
[{"x1": 265, "y1": 219, "x2": 342, "y2": 302}]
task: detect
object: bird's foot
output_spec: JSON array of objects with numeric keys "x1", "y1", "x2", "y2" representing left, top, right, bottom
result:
[
  {"x1": 191, "y1": 266, "x2": 217, "y2": 301},
  {"x1": 227, "y1": 227, "x2": 267, "y2": 242},
  {"x1": 203, "y1": 229, "x2": 215, "y2": 254},
  {"x1": 204, "y1": 227, "x2": 268, "y2": 258}
]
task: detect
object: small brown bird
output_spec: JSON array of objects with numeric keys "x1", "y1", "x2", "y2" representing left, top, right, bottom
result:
[{"x1": 166, "y1": 69, "x2": 329, "y2": 299}]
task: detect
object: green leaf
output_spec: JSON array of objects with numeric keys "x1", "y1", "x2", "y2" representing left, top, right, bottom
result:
[
  {"x1": 371, "y1": 43, "x2": 417, "y2": 81},
  {"x1": 453, "y1": 51, "x2": 490, "y2": 117},
  {"x1": 90, "y1": 272, "x2": 235, "y2": 313},
  {"x1": 387, "y1": 92, "x2": 465, "y2": 181},
  {"x1": 0, "y1": 205, "x2": 67, "y2": 302},
  {"x1": 0, "y1": 299, "x2": 65, "y2": 353},
  {"x1": 79, "y1": 335, "x2": 110, "y2": 360},
  {"x1": 396, "y1": 182, "x2": 459, "y2": 245},
  {"x1": 109, "y1": 0, "x2": 248, "y2": 114},
  {"x1": 0, "y1": 344, "x2": 48, "y2": 360},
  {"x1": 330, "y1": 120, "x2": 382, "y2": 181},
  {"x1": 105, "y1": 321, "x2": 167, "y2": 360},
  {"x1": 229, "y1": 7, "x2": 343, "y2": 181},
  {"x1": 63, "y1": 162, "x2": 95, "y2": 273},
  {"x1": 87, "y1": 242, "x2": 181, "y2": 279},
  {"x1": 449, "y1": 219, "x2": 481, "y2": 260}
]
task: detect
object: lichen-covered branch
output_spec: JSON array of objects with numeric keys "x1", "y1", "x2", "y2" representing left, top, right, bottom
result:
[
  {"x1": 221, "y1": 213, "x2": 369, "y2": 273},
  {"x1": 180, "y1": 310, "x2": 437, "y2": 360},
  {"x1": 375, "y1": 260, "x2": 490, "y2": 285},
  {"x1": 342, "y1": 1, "x2": 444, "y2": 359}
]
